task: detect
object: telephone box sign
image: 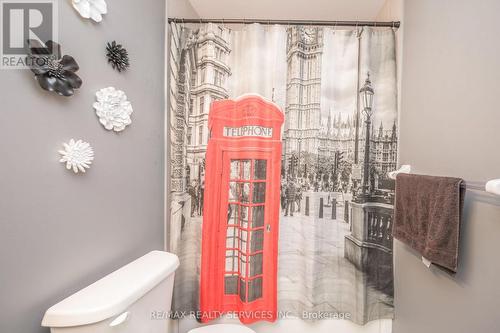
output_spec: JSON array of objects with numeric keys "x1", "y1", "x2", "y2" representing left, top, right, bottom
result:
[
  {"x1": 200, "y1": 94, "x2": 284, "y2": 325},
  {"x1": 223, "y1": 125, "x2": 273, "y2": 138}
]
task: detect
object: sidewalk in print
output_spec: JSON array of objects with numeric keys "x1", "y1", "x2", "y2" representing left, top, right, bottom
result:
[{"x1": 278, "y1": 191, "x2": 393, "y2": 323}]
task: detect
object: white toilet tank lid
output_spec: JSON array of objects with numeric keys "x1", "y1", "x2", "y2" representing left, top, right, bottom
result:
[{"x1": 41, "y1": 250, "x2": 179, "y2": 328}]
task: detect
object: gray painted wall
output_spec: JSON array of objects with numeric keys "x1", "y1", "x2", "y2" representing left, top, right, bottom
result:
[
  {"x1": 0, "y1": 1, "x2": 165, "y2": 332},
  {"x1": 394, "y1": 0, "x2": 500, "y2": 332}
]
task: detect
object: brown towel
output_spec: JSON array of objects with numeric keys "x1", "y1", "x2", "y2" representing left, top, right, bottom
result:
[{"x1": 393, "y1": 173, "x2": 464, "y2": 273}]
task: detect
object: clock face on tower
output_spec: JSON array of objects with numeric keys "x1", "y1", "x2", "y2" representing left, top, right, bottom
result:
[{"x1": 300, "y1": 27, "x2": 316, "y2": 44}]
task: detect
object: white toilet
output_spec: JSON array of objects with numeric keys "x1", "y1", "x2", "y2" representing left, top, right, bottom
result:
[{"x1": 42, "y1": 250, "x2": 255, "y2": 333}]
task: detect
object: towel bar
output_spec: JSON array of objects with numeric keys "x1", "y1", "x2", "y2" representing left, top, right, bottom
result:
[{"x1": 388, "y1": 165, "x2": 500, "y2": 196}]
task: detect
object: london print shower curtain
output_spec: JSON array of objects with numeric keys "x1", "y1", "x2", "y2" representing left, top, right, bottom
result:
[{"x1": 168, "y1": 22, "x2": 398, "y2": 325}]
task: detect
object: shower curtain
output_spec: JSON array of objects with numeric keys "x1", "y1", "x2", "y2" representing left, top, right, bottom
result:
[{"x1": 168, "y1": 22, "x2": 398, "y2": 325}]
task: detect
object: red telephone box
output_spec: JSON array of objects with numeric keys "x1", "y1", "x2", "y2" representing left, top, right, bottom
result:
[{"x1": 200, "y1": 95, "x2": 284, "y2": 324}]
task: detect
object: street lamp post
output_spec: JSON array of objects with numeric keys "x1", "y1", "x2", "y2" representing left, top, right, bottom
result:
[{"x1": 360, "y1": 73, "x2": 374, "y2": 197}]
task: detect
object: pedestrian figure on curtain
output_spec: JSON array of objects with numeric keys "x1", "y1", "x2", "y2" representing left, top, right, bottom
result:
[
  {"x1": 188, "y1": 181, "x2": 198, "y2": 217},
  {"x1": 198, "y1": 181, "x2": 204, "y2": 216},
  {"x1": 285, "y1": 181, "x2": 297, "y2": 217},
  {"x1": 295, "y1": 185, "x2": 302, "y2": 213},
  {"x1": 280, "y1": 183, "x2": 286, "y2": 213}
]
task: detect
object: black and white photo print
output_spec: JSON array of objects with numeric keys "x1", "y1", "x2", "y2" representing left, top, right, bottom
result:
[{"x1": 168, "y1": 22, "x2": 398, "y2": 324}]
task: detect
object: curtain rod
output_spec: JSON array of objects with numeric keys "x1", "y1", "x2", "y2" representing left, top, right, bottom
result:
[{"x1": 168, "y1": 18, "x2": 400, "y2": 29}]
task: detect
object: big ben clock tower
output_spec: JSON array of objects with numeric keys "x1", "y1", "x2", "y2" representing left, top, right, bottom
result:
[{"x1": 284, "y1": 26, "x2": 324, "y2": 166}]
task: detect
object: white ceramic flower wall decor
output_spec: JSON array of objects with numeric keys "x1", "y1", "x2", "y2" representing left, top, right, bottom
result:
[
  {"x1": 71, "y1": 0, "x2": 107, "y2": 22},
  {"x1": 93, "y1": 87, "x2": 133, "y2": 132},
  {"x1": 59, "y1": 139, "x2": 94, "y2": 173}
]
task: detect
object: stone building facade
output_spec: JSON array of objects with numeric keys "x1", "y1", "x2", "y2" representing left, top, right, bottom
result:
[
  {"x1": 186, "y1": 23, "x2": 232, "y2": 186},
  {"x1": 284, "y1": 26, "x2": 324, "y2": 158},
  {"x1": 283, "y1": 25, "x2": 397, "y2": 191},
  {"x1": 170, "y1": 23, "x2": 232, "y2": 193}
]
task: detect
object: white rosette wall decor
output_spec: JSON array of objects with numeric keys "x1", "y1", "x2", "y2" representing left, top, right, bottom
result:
[
  {"x1": 59, "y1": 139, "x2": 94, "y2": 173},
  {"x1": 71, "y1": 0, "x2": 107, "y2": 22},
  {"x1": 93, "y1": 87, "x2": 133, "y2": 132}
]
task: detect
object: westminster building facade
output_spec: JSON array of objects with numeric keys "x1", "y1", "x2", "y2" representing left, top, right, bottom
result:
[{"x1": 283, "y1": 26, "x2": 398, "y2": 192}]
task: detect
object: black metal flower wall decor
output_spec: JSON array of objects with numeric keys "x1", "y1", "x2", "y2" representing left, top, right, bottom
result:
[
  {"x1": 106, "y1": 41, "x2": 130, "y2": 72},
  {"x1": 26, "y1": 40, "x2": 82, "y2": 97}
]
